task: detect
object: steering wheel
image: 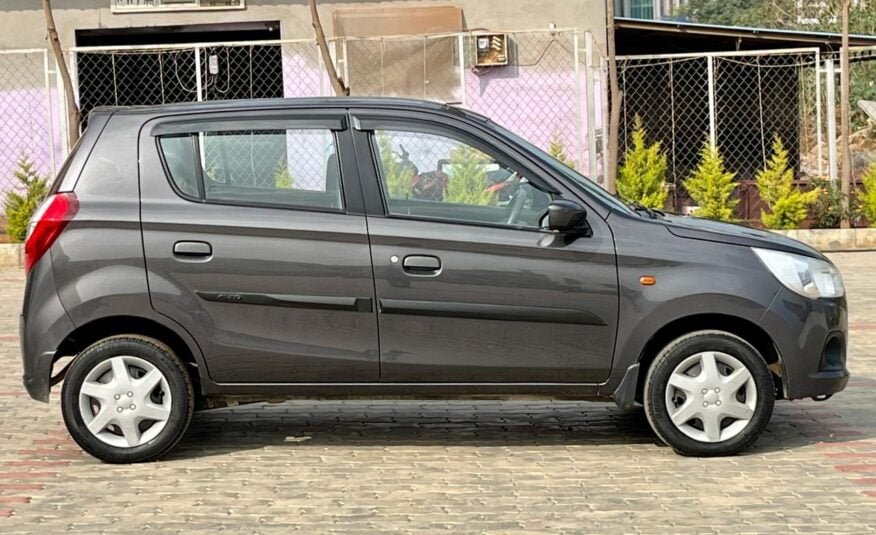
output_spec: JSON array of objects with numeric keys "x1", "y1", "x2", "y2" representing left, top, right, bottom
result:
[{"x1": 505, "y1": 180, "x2": 531, "y2": 225}]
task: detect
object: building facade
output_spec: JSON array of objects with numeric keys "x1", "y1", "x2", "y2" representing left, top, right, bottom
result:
[
  {"x1": 2, "y1": 1, "x2": 606, "y2": 49},
  {"x1": 0, "y1": 1, "x2": 608, "y2": 195}
]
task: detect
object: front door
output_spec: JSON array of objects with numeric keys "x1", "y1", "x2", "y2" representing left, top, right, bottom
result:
[
  {"x1": 352, "y1": 112, "x2": 619, "y2": 383},
  {"x1": 139, "y1": 110, "x2": 379, "y2": 383}
]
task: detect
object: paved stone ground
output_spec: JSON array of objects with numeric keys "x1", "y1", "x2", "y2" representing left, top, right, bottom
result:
[{"x1": 0, "y1": 253, "x2": 874, "y2": 533}]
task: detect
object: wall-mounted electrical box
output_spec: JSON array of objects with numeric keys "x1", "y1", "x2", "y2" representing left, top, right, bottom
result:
[{"x1": 474, "y1": 34, "x2": 509, "y2": 67}]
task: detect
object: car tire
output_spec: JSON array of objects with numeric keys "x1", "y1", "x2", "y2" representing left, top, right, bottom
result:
[
  {"x1": 643, "y1": 330, "x2": 775, "y2": 457},
  {"x1": 61, "y1": 335, "x2": 194, "y2": 463}
]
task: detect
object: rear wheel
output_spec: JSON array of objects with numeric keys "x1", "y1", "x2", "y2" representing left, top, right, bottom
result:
[
  {"x1": 643, "y1": 331, "x2": 775, "y2": 456},
  {"x1": 61, "y1": 336, "x2": 194, "y2": 463}
]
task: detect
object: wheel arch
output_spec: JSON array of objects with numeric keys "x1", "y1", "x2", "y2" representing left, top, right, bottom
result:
[
  {"x1": 53, "y1": 315, "x2": 206, "y2": 395},
  {"x1": 632, "y1": 313, "x2": 785, "y2": 404}
]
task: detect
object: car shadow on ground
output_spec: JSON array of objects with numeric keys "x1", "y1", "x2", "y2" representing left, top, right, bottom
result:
[
  {"x1": 164, "y1": 382, "x2": 875, "y2": 461},
  {"x1": 165, "y1": 401, "x2": 659, "y2": 460}
]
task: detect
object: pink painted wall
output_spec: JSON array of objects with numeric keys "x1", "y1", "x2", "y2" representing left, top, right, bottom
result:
[
  {"x1": 0, "y1": 87, "x2": 61, "y2": 194},
  {"x1": 464, "y1": 65, "x2": 597, "y2": 177}
]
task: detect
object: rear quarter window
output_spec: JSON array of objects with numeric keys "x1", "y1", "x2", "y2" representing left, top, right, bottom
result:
[{"x1": 158, "y1": 136, "x2": 200, "y2": 198}]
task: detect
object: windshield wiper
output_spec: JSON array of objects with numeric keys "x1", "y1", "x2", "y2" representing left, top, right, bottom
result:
[{"x1": 625, "y1": 200, "x2": 664, "y2": 219}]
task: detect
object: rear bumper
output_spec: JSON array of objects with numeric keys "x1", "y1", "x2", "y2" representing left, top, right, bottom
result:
[
  {"x1": 20, "y1": 312, "x2": 62, "y2": 403},
  {"x1": 762, "y1": 287, "x2": 849, "y2": 400},
  {"x1": 22, "y1": 350, "x2": 55, "y2": 402},
  {"x1": 20, "y1": 259, "x2": 75, "y2": 403}
]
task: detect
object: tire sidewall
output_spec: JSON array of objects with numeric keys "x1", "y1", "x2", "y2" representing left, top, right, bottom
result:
[
  {"x1": 644, "y1": 332, "x2": 775, "y2": 457},
  {"x1": 61, "y1": 337, "x2": 193, "y2": 463}
]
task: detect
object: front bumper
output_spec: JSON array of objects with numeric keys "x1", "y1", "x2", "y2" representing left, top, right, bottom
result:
[{"x1": 761, "y1": 287, "x2": 849, "y2": 400}]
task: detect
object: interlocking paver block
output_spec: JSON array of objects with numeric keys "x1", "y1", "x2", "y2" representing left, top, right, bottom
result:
[{"x1": 0, "y1": 252, "x2": 873, "y2": 532}]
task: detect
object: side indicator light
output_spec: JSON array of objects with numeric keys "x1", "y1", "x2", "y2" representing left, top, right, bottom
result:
[{"x1": 640, "y1": 275, "x2": 656, "y2": 286}]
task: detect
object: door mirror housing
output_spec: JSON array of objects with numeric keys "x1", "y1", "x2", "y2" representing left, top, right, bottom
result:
[{"x1": 547, "y1": 200, "x2": 589, "y2": 234}]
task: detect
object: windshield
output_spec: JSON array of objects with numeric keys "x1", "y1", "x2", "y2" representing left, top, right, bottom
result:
[
  {"x1": 540, "y1": 153, "x2": 635, "y2": 214},
  {"x1": 484, "y1": 120, "x2": 635, "y2": 215}
]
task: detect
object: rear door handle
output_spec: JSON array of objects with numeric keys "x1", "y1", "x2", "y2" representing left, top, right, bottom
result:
[
  {"x1": 173, "y1": 241, "x2": 212, "y2": 257},
  {"x1": 402, "y1": 255, "x2": 441, "y2": 274}
]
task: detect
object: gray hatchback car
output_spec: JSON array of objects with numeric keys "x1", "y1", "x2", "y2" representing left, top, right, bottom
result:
[{"x1": 21, "y1": 98, "x2": 848, "y2": 463}]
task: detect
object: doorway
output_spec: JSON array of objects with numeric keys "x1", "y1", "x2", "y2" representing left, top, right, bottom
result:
[{"x1": 74, "y1": 21, "x2": 284, "y2": 126}]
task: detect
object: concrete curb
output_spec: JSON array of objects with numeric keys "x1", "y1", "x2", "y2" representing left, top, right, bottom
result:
[
  {"x1": 0, "y1": 243, "x2": 21, "y2": 268},
  {"x1": 771, "y1": 228, "x2": 876, "y2": 252}
]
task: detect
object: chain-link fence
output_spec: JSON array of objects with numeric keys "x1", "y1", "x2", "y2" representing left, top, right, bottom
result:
[
  {"x1": 2, "y1": 33, "x2": 871, "y2": 230},
  {"x1": 73, "y1": 40, "x2": 331, "y2": 129},
  {"x1": 0, "y1": 31, "x2": 599, "y2": 203},
  {"x1": 464, "y1": 31, "x2": 591, "y2": 178},
  {"x1": 340, "y1": 30, "x2": 592, "y2": 175},
  {"x1": 616, "y1": 48, "x2": 822, "y2": 214},
  {"x1": 0, "y1": 35, "x2": 845, "y2": 224},
  {"x1": 839, "y1": 47, "x2": 876, "y2": 184},
  {"x1": 0, "y1": 49, "x2": 60, "y2": 197},
  {"x1": 69, "y1": 30, "x2": 595, "y2": 176}
]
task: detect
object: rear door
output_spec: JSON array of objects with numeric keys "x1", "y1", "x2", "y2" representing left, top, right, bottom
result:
[
  {"x1": 351, "y1": 110, "x2": 619, "y2": 383},
  {"x1": 139, "y1": 109, "x2": 379, "y2": 383}
]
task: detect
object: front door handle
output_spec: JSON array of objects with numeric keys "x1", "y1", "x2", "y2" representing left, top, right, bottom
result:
[
  {"x1": 173, "y1": 241, "x2": 212, "y2": 257},
  {"x1": 402, "y1": 255, "x2": 441, "y2": 274}
]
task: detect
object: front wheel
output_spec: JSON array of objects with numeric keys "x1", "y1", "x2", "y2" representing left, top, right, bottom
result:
[
  {"x1": 643, "y1": 331, "x2": 775, "y2": 457},
  {"x1": 61, "y1": 336, "x2": 194, "y2": 463}
]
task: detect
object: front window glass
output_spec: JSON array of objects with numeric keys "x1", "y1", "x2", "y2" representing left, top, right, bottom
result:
[
  {"x1": 483, "y1": 120, "x2": 635, "y2": 215},
  {"x1": 373, "y1": 129, "x2": 555, "y2": 229}
]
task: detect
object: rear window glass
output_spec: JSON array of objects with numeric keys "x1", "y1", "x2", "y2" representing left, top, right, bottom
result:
[{"x1": 158, "y1": 128, "x2": 343, "y2": 211}]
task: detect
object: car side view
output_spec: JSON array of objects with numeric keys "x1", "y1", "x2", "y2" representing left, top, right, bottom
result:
[{"x1": 21, "y1": 98, "x2": 848, "y2": 463}]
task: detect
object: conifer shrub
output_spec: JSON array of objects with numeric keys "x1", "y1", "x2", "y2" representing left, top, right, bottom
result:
[
  {"x1": 617, "y1": 115, "x2": 668, "y2": 209},
  {"x1": 4, "y1": 154, "x2": 48, "y2": 243},
  {"x1": 756, "y1": 135, "x2": 817, "y2": 230},
  {"x1": 683, "y1": 140, "x2": 737, "y2": 221}
]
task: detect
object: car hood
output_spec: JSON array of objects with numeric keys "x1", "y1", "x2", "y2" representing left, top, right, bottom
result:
[{"x1": 659, "y1": 214, "x2": 824, "y2": 259}]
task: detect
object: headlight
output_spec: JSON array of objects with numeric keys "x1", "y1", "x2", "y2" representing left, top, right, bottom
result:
[{"x1": 752, "y1": 247, "x2": 844, "y2": 298}]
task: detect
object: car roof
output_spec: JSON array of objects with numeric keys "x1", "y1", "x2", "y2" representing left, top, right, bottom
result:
[{"x1": 91, "y1": 97, "x2": 490, "y2": 122}]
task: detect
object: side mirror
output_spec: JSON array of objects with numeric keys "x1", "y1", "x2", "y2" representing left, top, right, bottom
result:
[{"x1": 547, "y1": 200, "x2": 589, "y2": 233}]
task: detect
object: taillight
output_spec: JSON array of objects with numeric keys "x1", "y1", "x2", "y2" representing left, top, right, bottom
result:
[{"x1": 24, "y1": 192, "x2": 79, "y2": 272}]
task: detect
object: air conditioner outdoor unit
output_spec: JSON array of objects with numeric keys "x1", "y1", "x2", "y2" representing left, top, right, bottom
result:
[{"x1": 474, "y1": 33, "x2": 509, "y2": 67}]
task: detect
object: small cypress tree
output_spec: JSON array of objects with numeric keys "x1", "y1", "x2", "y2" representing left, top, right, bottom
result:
[
  {"x1": 684, "y1": 140, "x2": 737, "y2": 221},
  {"x1": 445, "y1": 145, "x2": 495, "y2": 206},
  {"x1": 274, "y1": 157, "x2": 294, "y2": 189},
  {"x1": 548, "y1": 133, "x2": 576, "y2": 170},
  {"x1": 756, "y1": 135, "x2": 818, "y2": 230},
  {"x1": 861, "y1": 162, "x2": 876, "y2": 227},
  {"x1": 376, "y1": 132, "x2": 413, "y2": 199},
  {"x1": 617, "y1": 115, "x2": 668, "y2": 209},
  {"x1": 4, "y1": 154, "x2": 49, "y2": 243}
]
